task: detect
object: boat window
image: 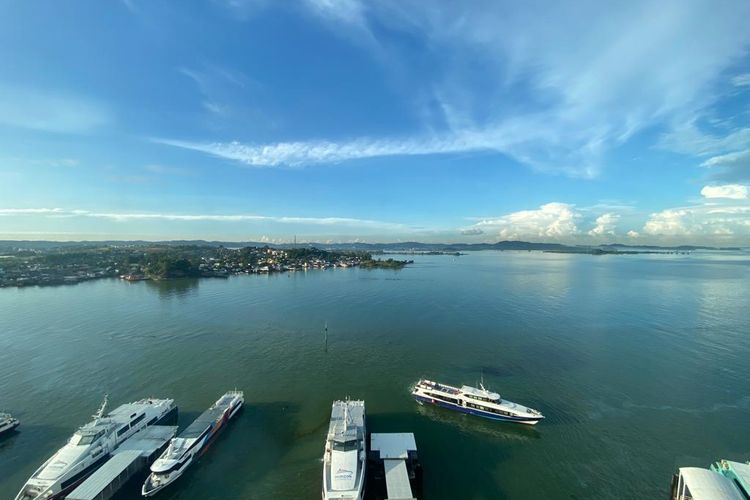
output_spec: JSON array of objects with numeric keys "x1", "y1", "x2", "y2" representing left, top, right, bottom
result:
[
  {"x1": 73, "y1": 430, "x2": 103, "y2": 445},
  {"x1": 131, "y1": 413, "x2": 146, "y2": 426},
  {"x1": 117, "y1": 425, "x2": 129, "y2": 437},
  {"x1": 332, "y1": 439, "x2": 359, "y2": 452}
]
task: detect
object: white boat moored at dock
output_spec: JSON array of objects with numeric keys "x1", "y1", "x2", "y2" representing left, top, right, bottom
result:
[
  {"x1": 322, "y1": 400, "x2": 366, "y2": 500},
  {"x1": 142, "y1": 390, "x2": 244, "y2": 497},
  {"x1": 412, "y1": 379, "x2": 544, "y2": 425},
  {"x1": 15, "y1": 396, "x2": 177, "y2": 500}
]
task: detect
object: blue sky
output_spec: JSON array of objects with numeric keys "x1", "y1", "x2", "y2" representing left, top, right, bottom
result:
[{"x1": 1, "y1": 0, "x2": 750, "y2": 245}]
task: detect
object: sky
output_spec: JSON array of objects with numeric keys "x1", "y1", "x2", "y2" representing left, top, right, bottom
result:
[{"x1": 1, "y1": 0, "x2": 750, "y2": 245}]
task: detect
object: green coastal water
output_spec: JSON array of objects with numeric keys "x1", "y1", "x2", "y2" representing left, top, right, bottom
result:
[{"x1": 1, "y1": 251, "x2": 749, "y2": 499}]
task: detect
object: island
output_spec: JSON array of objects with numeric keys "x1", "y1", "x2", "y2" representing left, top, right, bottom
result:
[{"x1": 0, "y1": 244, "x2": 412, "y2": 288}]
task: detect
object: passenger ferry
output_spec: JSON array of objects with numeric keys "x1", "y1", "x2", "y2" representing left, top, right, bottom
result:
[
  {"x1": 0, "y1": 412, "x2": 20, "y2": 435},
  {"x1": 412, "y1": 379, "x2": 544, "y2": 425},
  {"x1": 142, "y1": 390, "x2": 244, "y2": 497},
  {"x1": 670, "y1": 466, "x2": 747, "y2": 500},
  {"x1": 322, "y1": 400, "x2": 366, "y2": 500},
  {"x1": 16, "y1": 396, "x2": 176, "y2": 500}
]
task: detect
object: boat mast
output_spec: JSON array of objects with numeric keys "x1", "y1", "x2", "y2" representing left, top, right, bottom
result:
[{"x1": 93, "y1": 394, "x2": 108, "y2": 421}]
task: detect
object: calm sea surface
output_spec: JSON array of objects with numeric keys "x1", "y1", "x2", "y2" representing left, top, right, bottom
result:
[{"x1": 1, "y1": 251, "x2": 749, "y2": 499}]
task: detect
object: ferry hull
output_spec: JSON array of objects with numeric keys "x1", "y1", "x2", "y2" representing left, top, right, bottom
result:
[{"x1": 413, "y1": 394, "x2": 543, "y2": 425}]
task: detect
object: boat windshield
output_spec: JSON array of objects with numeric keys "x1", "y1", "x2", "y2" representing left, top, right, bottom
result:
[
  {"x1": 332, "y1": 439, "x2": 359, "y2": 452},
  {"x1": 71, "y1": 430, "x2": 103, "y2": 446}
]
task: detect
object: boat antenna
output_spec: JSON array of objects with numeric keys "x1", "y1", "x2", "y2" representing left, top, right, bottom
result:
[{"x1": 93, "y1": 394, "x2": 108, "y2": 420}]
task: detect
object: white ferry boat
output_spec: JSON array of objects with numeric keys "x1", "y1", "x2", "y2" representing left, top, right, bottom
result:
[
  {"x1": 322, "y1": 400, "x2": 366, "y2": 500},
  {"x1": 671, "y1": 467, "x2": 747, "y2": 500},
  {"x1": 142, "y1": 390, "x2": 244, "y2": 497},
  {"x1": 412, "y1": 379, "x2": 544, "y2": 425},
  {"x1": 1, "y1": 412, "x2": 20, "y2": 435},
  {"x1": 16, "y1": 395, "x2": 176, "y2": 500}
]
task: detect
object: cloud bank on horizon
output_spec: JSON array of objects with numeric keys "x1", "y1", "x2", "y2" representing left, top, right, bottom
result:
[{"x1": 0, "y1": 0, "x2": 749, "y2": 244}]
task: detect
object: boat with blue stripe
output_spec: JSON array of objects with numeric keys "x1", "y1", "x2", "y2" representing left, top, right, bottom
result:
[{"x1": 412, "y1": 379, "x2": 544, "y2": 425}]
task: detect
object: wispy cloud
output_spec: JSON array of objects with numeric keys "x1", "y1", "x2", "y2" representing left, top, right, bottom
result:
[
  {"x1": 0, "y1": 85, "x2": 111, "y2": 133},
  {"x1": 156, "y1": 133, "x2": 490, "y2": 167},
  {"x1": 731, "y1": 73, "x2": 750, "y2": 87},
  {"x1": 701, "y1": 149, "x2": 750, "y2": 182},
  {"x1": 0, "y1": 207, "x2": 410, "y2": 230}
]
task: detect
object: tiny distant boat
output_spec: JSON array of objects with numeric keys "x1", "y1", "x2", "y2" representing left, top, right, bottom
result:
[
  {"x1": 142, "y1": 390, "x2": 244, "y2": 497},
  {"x1": 412, "y1": 379, "x2": 544, "y2": 425},
  {"x1": 0, "y1": 412, "x2": 20, "y2": 435},
  {"x1": 322, "y1": 400, "x2": 366, "y2": 500},
  {"x1": 16, "y1": 395, "x2": 177, "y2": 500}
]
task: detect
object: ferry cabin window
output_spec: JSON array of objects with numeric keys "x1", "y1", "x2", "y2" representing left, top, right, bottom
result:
[
  {"x1": 117, "y1": 425, "x2": 129, "y2": 437},
  {"x1": 73, "y1": 430, "x2": 104, "y2": 445},
  {"x1": 131, "y1": 413, "x2": 145, "y2": 426},
  {"x1": 332, "y1": 439, "x2": 359, "y2": 452}
]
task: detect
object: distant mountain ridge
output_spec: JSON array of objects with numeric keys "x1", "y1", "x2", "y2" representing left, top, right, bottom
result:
[{"x1": 0, "y1": 239, "x2": 742, "y2": 252}]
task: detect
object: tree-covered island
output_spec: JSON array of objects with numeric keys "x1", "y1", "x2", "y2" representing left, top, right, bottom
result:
[{"x1": 0, "y1": 244, "x2": 412, "y2": 288}]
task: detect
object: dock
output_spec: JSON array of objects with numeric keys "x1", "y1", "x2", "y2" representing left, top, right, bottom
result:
[
  {"x1": 67, "y1": 425, "x2": 177, "y2": 500},
  {"x1": 367, "y1": 433, "x2": 422, "y2": 500}
]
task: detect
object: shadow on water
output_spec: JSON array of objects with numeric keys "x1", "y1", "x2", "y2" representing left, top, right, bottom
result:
[
  {"x1": 145, "y1": 278, "x2": 200, "y2": 299},
  {"x1": 370, "y1": 410, "x2": 514, "y2": 500},
  {"x1": 412, "y1": 404, "x2": 541, "y2": 443},
  {"x1": 0, "y1": 428, "x2": 20, "y2": 447}
]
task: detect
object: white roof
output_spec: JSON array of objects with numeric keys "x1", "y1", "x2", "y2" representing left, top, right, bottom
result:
[
  {"x1": 679, "y1": 468, "x2": 745, "y2": 500},
  {"x1": 383, "y1": 460, "x2": 415, "y2": 500},
  {"x1": 461, "y1": 385, "x2": 500, "y2": 400},
  {"x1": 67, "y1": 450, "x2": 142, "y2": 500},
  {"x1": 718, "y1": 461, "x2": 750, "y2": 492},
  {"x1": 116, "y1": 425, "x2": 177, "y2": 457},
  {"x1": 370, "y1": 433, "x2": 417, "y2": 460}
]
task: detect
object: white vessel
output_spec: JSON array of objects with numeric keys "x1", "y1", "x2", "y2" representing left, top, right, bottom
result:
[
  {"x1": 15, "y1": 396, "x2": 176, "y2": 500},
  {"x1": 412, "y1": 379, "x2": 544, "y2": 425},
  {"x1": 142, "y1": 390, "x2": 244, "y2": 497},
  {"x1": 322, "y1": 400, "x2": 366, "y2": 500},
  {"x1": 671, "y1": 467, "x2": 746, "y2": 500},
  {"x1": 0, "y1": 412, "x2": 20, "y2": 435}
]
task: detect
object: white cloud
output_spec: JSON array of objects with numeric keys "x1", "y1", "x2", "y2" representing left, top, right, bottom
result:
[
  {"x1": 0, "y1": 208, "x2": 65, "y2": 216},
  {"x1": 588, "y1": 213, "x2": 620, "y2": 236},
  {"x1": 460, "y1": 228, "x2": 484, "y2": 235},
  {"x1": 731, "y1": 73, "x2": 750, "y2": 87},
  {"x1": 627, "y1": 230, "x2": 640, "y2": 238},
  {"x1": 700, "y1": 184, "x2": 749, "y2": 200},
  {"x1": 273, "y1": 0, "x2": 750, "y2": 176},
  {"x1": 643, "y1": 205, "x2": 750, "y2": 238},
  {"x1": 473, "y1": 202, "x2": 581, "y2": 240},
  {"x1": 156, "y1": 134, "x2": 489, "y2": 167},
  {"x1": 701, "y1": 149, "x2": 750, "y2": 182},
  {"x1": 0, "y1": 85, "x2": 111, "y2": 133},
  {"x1": 0, "y1": 207, "x2": 409, "y2": 230}
]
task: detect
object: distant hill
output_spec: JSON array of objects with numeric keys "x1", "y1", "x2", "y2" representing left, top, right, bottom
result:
[{"x1": 1, "y1": 239, "x2": 742, "y2": 253}]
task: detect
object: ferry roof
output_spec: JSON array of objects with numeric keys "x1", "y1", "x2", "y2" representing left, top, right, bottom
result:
[
  {"x1": 328, "y1": 400, "x2": 365, "y2": 437},
  {"x1": 108, "y1": 399, "x2": 170, "y2": 418},
  {"x1": 181, "y1": 393, "x2": 238, "y2": 439},
  {"x1": 678, "y1": 467, "x2": 745, "y2": 500},
  {"x1": 717, "y1": 460, "x2": 750, "y2": 493},
  {"x1": 460, "y1": 385, "x2": 500, "y2": 400}
]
